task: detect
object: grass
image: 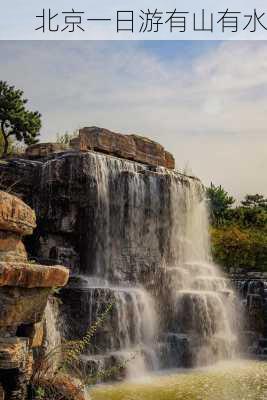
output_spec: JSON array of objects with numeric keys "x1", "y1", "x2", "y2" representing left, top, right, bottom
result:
[
  {"x1": 30, "y1": 302, "x2": 113, "y2": 399},
  {"x1": 90, "y1": 360, "x2": 267, "y2": 400}
]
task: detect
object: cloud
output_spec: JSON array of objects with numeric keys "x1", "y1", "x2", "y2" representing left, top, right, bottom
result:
[{"x1": 0, "y1": 40, "x2": 266, "y2": 200}]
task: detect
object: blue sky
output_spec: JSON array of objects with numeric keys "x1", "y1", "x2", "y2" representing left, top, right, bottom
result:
[
  {"x1": 141, "y1": 41, "x2": 219, "y2": 60},
  {"x1": 0, "y1": 40, "x2": 266, "y2": 200}
]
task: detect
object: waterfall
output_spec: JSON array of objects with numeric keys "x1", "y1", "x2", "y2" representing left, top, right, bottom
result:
[
  {"x1": 36, "y1": 151, "x2": 239, "y2": 379},
  {"x1": 162, "y1": 175, "x2": 238, "y2": 366},
  {"x1": 43, "y1": 299, "x2": 62, "y2": 372},
  {"x1": 44, "y1": 299, "x2": 61, "y2": 352}
]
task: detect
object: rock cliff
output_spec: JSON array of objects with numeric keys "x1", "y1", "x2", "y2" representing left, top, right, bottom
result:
[
  {"x1": 0, "y1": 127, "x2": 265, "y2": 391},
  {"x1": 0, "y1": 145, "x2": 237, "y2": 378}
]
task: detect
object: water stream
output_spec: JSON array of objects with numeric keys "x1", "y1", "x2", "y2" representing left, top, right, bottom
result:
[{"x1": 37, "y1": 152, "x2": 239, "y2": 379}]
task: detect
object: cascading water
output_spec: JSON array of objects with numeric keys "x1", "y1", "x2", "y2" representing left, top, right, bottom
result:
[
  {"x1": 43, "y1": 299, "x2": 62, "y2": 371},
  {"x1": 161, "y1": 175, "x2": 238, "y2": 366},
  {"x1": 35, "y1": 150, "x2": 239, "y2": 379}
]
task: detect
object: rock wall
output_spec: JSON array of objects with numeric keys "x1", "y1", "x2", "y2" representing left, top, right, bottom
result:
[
  {"x1": 0, "y1": 148, "x2": 239, "y2": 376},
  {"x1": 0, "y1": 129, "x2": 176, "y2": 391},
  {"x1": 0, "y1": 191, "x2": 69, "y2": 399},
  {"x1": 232, "y1": 272, "x2": 267, "y2": 358},
  {"x1": 0, "y1": 129, "x2": 265, "y2": 385}
]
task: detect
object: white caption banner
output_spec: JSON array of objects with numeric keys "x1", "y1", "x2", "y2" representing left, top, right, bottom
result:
[{"x1": 1, "y1": 0, "x2": 267, "y2": 40}]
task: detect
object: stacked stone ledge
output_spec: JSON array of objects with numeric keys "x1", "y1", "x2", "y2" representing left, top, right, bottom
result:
[
  {"x1": 26, "y1": 126, "x2": 175, "y2": 170},
  {"x1": 0, "y1": 190, "x2": 69, "y2": 400}
]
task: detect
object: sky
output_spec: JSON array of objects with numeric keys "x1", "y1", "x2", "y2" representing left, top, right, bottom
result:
[
  {"x1": 1, "y1": 0, "x2": 266, "y2": 40},
  {"x1": 0, "y1": 40, "x2": 266, "y2": 200}
]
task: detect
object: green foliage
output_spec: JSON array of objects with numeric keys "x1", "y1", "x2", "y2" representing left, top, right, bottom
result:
[
  {"x1": 209, "y1": 188, "x2": 267, "y2": 272},
  {"x1": 228, "y1": 206, "x2": 267, "y2": 230},
  {"x1": 241, "y1": 194, "x2": 267, "y2": 208},
  {"x1": 211, "y1": 225, "x2": 267, "y2": 272},
  {"x1": 206, "y1": 183, "x2": 235, "y2": 226},
  {"x1": 31, "y1": 302, "x2": 114, "y2": 399},
  {"x1": 33, "y1": 386, "x2": 45, "y2": 400},
  {"x1": 0, "y1": 130, "x2": 25, "y2": 156},
  {"x1": 0, "y1": 81, "x2": 41, "y2": 157}
]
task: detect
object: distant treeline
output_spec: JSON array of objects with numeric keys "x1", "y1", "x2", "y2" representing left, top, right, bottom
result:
[{"x1": 207, "y1": 184, "x2": 267, "y2": 273}]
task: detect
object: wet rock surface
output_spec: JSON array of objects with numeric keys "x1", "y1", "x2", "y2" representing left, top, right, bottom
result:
[
  {"x1": 0, "y1": 131, "x2": 265, "y2": 389},
  {"x1": 0, "y1": 159, "x2": 41, "y2": 202},
  {"x1": 232, "y1": 274, "x2": 267, "y2": 357},
  {"x1": 0, "y1": 148, "x2": 238, "y2": 382}
]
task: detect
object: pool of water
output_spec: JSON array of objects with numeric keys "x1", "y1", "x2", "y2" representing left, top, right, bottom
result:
[{"x1": 90, "y1": 360, "x2": 267, "y2": 400}]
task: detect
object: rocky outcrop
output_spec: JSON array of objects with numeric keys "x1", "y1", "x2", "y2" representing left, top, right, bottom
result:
[
  {"x1": 25, "y1": 143, "x2": 68, "y2": 159},
  {"x1": 0, "y1": 191, "x2": 69, "y2": 400},
  {"x1": 232, "y1": 273, "x2": 267, "y2": 357},
  {"x1": 0, "y1": 231, "x2": 28, "y2": 262},
  {"x1": 70, "y1": 126, "x2": 175, "y2": 169},
  {"x1": 0, "y1": 190, "x2": 36, "y2": 265},
  {"x1": 25, "y1": 127, "x2": 175, "y2": 169},
  {"x1": 0, "y1": 262, "x2": 68, "y2": 288},
  {"x1": 0, "y1": 191, "x2": 36, "y2": 236}
]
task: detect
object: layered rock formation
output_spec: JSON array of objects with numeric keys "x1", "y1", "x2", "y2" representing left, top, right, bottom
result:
[
  {"x1": 0, "y1": 128, "x2": 261, "y2": 386},
  {"x1": 26, "y1": 126, "x2": 175, "y2": 169},
  {"x1": 0, "y1": 191, "x2": 69, "y2": 399},
  {"x1": 25, "y1": 143, "x2": 68, "y2": 159},
  {"x1": 232, "y1": 273, "x2": 267, "y2": 358},
  {"x1": 0, "y1": 147, "x2": 239, "y2": 376}
]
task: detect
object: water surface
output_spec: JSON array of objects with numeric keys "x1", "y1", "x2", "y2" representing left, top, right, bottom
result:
[{"x1": 91, "y1": 360, "x2": 267, "y2": 400}]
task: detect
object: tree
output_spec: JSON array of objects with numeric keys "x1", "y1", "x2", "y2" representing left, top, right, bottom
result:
[
  {"x1": 211, "y1": 225, "x2": 267, "y2": 272},
  {"x1": 0, "y1": 81, "x2": 41, "y2": 157},
  {"x1": 0, "y1": 130, "x2": 25, "y2": 156},
  {"x1": 206, "y1": 183, "x2": 235, "y2": 226},
  {"x1": 241, "y1": 194, "x2": 267, "y2": 208}
]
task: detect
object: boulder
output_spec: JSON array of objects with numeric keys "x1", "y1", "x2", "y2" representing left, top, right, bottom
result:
[
  {"x1": 130, "y1": 134, "x2": 170, "y2": 168},
  {"x1": 0, "y1": 286, "x2": 51, "y2": 327},
  {"x1": 75, "y1": 127, "x2": 136, "y2": 159},
  {"x1": 0, "y1": 191, "x2": 36, "y2": 236},
  {"x1": 0, "y1": 262, "x2": 69, "y2": 288},
  {"x1": 0, "y1": 232, "x2": 27, "y2": 262},
  {"x1": 70, "y1": 127, "x2": 175, "y2": 169}
]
